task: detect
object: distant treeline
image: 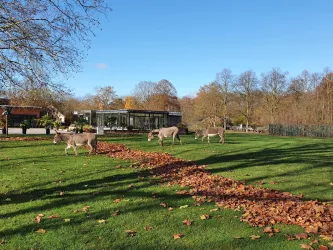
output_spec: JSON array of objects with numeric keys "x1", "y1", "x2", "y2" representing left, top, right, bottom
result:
[{"x1": 269, "y1": 124, "x2": 333, "y2": 138}]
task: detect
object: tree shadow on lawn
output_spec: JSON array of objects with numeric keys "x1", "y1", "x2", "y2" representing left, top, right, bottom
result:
[
  {"x1": 0, "y1": 172, "x2": 190, "y2": 238},
  {"x1": 196, "y1": 143, "x2": 333, "y2": 201},
  {"x1": 0, "y1": 168, "x2": 153, "y2": 207}
]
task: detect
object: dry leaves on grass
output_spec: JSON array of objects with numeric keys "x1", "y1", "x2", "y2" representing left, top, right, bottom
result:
[
  {"x1": 36, "y1": 229, "x2": 46, "y2": 233},
  {"x1": 112, "y1": 210, "x2": 120, "y2": 216},
  {"x1": 144, "y1": 226, "x2": 153, "y2": 231},
  {"x1": 200, "y1": 214, "x2": 210, "y2": 220},
  {"x1": 182, "y1": 219, "x2": 192, "y2": 226},
  {"x1": 173, "y1": 234, "x2": 184, "y2": 240},
  {"x1": 250, "y1": 235, "x2": 260, "y2": 240},
  {"x1": 34, "y1": 213, "x2": 45, "y2": 224},
  {"x1": 125, "y1": 230, "x2": 136, "y2": 237},
  {"x1": 73, "y1": 205, "x2": 90, "y2": 213},
  {"x1": 98, "y1": 141, "x2": 333, "y2": 238},
  {"x1": 48, "y1": 215, "x2": 59, "y2": 219}
]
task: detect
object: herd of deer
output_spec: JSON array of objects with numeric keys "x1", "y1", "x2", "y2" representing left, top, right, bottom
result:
[{"x1": 53, "y1": 126, "x2": 226, "y2": 156}]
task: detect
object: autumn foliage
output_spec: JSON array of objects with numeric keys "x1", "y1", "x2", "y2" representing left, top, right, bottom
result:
[{"x1": 98, "y1": 141, "x2": 333, "y2": 238}]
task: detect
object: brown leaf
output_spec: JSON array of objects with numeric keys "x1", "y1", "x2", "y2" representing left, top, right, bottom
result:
[
  {"x1": 160, "y1": 202, "x2": 168, "y2": 208},
  {"x1": 112, "y1": 210, "x2": 120, "y2": 216},
  {"x1": 173, "y1": 234, "x2": 184, "y2": 240},
  {"x1": 318, "y1": 245, "x2": 328, "y2": 250},
  {"x1": 300, "y1": 244, "x2": 314, "y2": 250},
  {"x1": 305, "y1": 225, "x2": 318, "y2": 234},
  {"x1": 34, "y1": 215, "x2": 41, "y2": 224},
  {"x1": 36, "y1": 229, "x2": 46, "y2": 233},
  {"x1": 114, "y1": 198, "x2": 121, "y2": 203},
  {"x1": 144, "y1": 226, "x2": 153, "y2": 231},
  {"x1": 200, "y1": 214, "x2": 210, "y2": 220},
  {"x1": 232, "y1": 236, "x2": 245, "y2": 239},
  {"x1": 48, "y1": 215, "x2": 59, "y2": 219},
  {"x1": 263, "y1": 227, "x2": 273, "y2": 233},
  {"x1": 250, "y1": 235, "x2": 260, "y2": 240},
  {"x1": 320, "y1": 235, "x2": 333, "y2": 241},
  {"x1": 286, "y1": 234, "x2": 295, "y2": 241},
  {"x1": 182, "y1": 219, "x2": 192, "y2": 226},
  {"x1": 82, "y1": 206, "x2": 90, "y2": 212},
  {"x1": 73, "y1": 206, "x2": 91, "y2": 213},
  {"x1": 125, "y1": 230, "x2": 136, "y2": 237},
  {"x1": 295, "y1": 233, "x2": 308, "y2": 240}
]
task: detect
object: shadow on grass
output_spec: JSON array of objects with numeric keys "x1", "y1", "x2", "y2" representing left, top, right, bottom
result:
[
  {"x1": 196, "y1": 142, "x2": 333, "y2": 201},
  {"x1": 0, "y1": 165, "x2": 188, "y2": 239}
]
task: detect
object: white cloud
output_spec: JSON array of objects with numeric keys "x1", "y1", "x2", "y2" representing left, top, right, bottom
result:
[{"x1": 96, "y1": 63, "x2": 109, "y2": 70}]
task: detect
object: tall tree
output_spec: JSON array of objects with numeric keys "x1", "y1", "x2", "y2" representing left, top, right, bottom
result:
[
  {"x1": 94, "y1": 86, "x2": 118, "y2": 110},
  {"x1": 152, "y1": 79, "x2": 180, "y2": 111},
  {"x1": 235, "y1": 70, "x2": 258, "y2": 132},
  {"x1": 0, "y1": 0, "x2": 111, "y2": 91},
  {"x1": 80, "y1": 86, "x2": 120, "y2": 110},
  {"x1": 132, "y1": 79, "x2": 180, "y2": 111},
  {"x1": 132, "y1": 81, "x2": 156, "y2": 109},
  {"x1": 194, "y1": 82, "x2": 223, "y2": 127},
  {"x1": 179, "y1": 96, "x2": 196, "y2": 128},
  {"x1": 216, "y1": 68, "x2": 233, "y2": 129},
  {"x1": 261, "y1": 68, "x2": 288, "y2": 123},
  {"x1": 317, "y1": 69, "x2": 333, "y2": 124}
]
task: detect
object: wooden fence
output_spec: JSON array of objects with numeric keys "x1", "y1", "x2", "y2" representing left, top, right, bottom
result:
[{"x1": 269, "y1": 124, "x2": 333, "y2": 138}]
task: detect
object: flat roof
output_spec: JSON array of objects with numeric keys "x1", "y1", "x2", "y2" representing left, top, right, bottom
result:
[
  {"x1": 0, "y1": 105, "x2": 42, "y2": 109},
  {"x1": 76, "y1": 109, "x2": 182, "y2": 115}
]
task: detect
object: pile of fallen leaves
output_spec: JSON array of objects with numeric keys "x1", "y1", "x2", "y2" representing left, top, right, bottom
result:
[{"x1": 98, "y1": 141, "x2": 333, "y2": 239}]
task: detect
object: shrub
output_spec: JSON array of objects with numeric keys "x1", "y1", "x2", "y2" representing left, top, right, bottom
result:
[{"x1": 20, "y1": 120, "x2": 30, "y2": 129}]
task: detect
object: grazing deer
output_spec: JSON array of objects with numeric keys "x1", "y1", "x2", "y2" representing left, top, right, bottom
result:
[
  {"x1": 195, "y1": 127, "x2": 225, "y2": 144},
  {"x1": 148, "y1": 126, "x2": 182, "y2": 146},
  {"x1": 53, "y1": 131, "x2": 97, "y2": 156}
]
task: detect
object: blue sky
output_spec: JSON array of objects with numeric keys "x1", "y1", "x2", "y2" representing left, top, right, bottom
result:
[{"x1": 64, "y1": 0, "x2": 333, "y2": 98}]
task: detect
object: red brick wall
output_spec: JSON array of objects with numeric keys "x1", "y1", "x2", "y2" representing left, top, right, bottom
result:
[{"x1": 0, "y1": 106, "x2": 41, "y2": 120}]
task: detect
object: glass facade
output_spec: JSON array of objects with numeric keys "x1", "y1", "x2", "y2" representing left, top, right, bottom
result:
[{"x1": 74, "y1": 109, "x2": 182, "y2": 131}]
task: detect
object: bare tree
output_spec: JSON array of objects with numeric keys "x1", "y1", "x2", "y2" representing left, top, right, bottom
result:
[
  {"x1": 0, "y1": 0, "x2": 111, "y2": 91},
  {"x1": 94, "y1": 86, "x2": 117, "y2": 110},
  {"x1": 132, "y1": 81, "x2": 156, "y2": 107},
  {"x1": 261, "y1": 68, "x2": 288, "y2": 123},
  {"x1": 216, "y1": 68, "x2": 233, "y2": 129},
  {"x1": 317, "y1": 68, "x2": 333, "y2": 124},
  {"x1": 235, "y1": 70, "x2": 258, "y2": 132}
]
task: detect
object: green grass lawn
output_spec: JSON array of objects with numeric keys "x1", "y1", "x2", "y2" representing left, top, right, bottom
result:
[{"x1": 0, "y1": 132, "x2": 332, "y2": 250}]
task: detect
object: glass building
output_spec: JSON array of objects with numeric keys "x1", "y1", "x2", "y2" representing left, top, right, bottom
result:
[{"x1": 73, "y1": 109, "x2": 182, "y2": 131}]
